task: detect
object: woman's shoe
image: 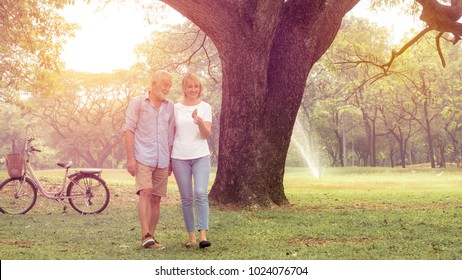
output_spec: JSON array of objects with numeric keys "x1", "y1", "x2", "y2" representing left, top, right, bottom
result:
[{"x1": 199, "y1": 240, "x2": 211, "y2": 248}]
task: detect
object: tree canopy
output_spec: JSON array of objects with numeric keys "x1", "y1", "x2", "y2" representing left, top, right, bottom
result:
[{"x1": 0, "y1": 0, "x2": 76, "y2": 103}]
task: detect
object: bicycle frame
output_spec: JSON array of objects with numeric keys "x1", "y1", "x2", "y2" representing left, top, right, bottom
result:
[
  {"x1": 20, "y1": 139, "x2": 86, "y2": 200},
  {"x1": 24, "y1": 158, "x2": 70, "y2": 199}
]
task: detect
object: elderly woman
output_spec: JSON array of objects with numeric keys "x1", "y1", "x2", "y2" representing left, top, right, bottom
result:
[{"x1": 171, "y1": 72, "x2": 213, "y2": 249}]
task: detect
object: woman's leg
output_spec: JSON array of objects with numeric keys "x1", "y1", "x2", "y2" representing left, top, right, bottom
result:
[
  {"x1": 172, "y1": 159, "x2": 196, "y2": 233},
  {"x1": 192, "y1": 156, "x2": 211, "y2": 237}
]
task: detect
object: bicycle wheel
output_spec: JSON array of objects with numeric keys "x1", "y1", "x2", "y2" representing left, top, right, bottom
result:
[
  {"x1": 67, "y1": 174, "x2": 110, "y2": 214},
  {"x1": 0, "y1": 177, "x2": 37, "y2": 214}
]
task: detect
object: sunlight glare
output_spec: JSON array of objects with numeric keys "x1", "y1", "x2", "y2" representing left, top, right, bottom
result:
[
  {"x1": 60, "y1": 1, "x2": 185, "y2": 73},
  {"x1": 347, "y1": 1, "x2": 423, "y2": 45}
]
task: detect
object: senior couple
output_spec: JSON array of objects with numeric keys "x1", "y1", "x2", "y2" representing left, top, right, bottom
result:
[{"x1": 123, "y1": 70, "x2": 212, "y2": 249}]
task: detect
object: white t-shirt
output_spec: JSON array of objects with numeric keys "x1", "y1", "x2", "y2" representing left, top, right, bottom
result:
[{"x1": 172, "y1": 101, "x2": 212, "y2": 160}]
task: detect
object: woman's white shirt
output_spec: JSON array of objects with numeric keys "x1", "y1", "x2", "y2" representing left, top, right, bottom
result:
[{"x1": 172, "y1": 101, "x2": 212, "y2": 160}]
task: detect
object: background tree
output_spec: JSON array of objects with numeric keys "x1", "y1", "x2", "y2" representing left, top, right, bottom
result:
[
  {"x1": 0, "y1": 104, "x2": 37, "y2": 153},
  {"x1": 0, "y1": 0, "x2": 76, "y2": 104},
  {"x1": 29, "y1": 70, "x2": 141, "y2": 167},
  {"x1": 0, "y1": 104, "x2": 56, "y2": 168},
  {"x1": 377, "y1": 81, "x2": 418, "y2": 168},
  {"x1": 438, "y1": 45, "x2": 462, "y2": 165},
  {"x1": 308, "y1": 16, "x2": 395, "y2": 167}
]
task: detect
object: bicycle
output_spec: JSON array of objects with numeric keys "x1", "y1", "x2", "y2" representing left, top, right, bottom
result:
[{"x1": 0, "y1": 138, "x2": 110, "y2": 215}]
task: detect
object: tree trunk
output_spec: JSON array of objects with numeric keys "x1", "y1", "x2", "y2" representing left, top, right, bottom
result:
[
  {"x1": 162, "y1": 0, "x2": 359, "y2": 208},
  {"x1": 423, "y1": 98, "x2": 436, "y2": 168},
  {"x1": 446, "y1": 128, "x2": 460, "y2": 166},
  {"x1": 370, "y1": 118, "x2": 377, "y2": 167},
  {"x1": 437, "y1": 139, "x2": 446, "y2": 168},
  {"x1": 389, "y1": 149, "x2": 395, "y2": 167},
  {"x1": 390, "y1": 129, "x2": 406, "y2": 168},
  {"x1": 398, "y1": 136, "x2": 406, "y2": 168},
  {"x1": 333, "y1": 113, "x2": 344, "y2": 167},
  {"x1": 361, "y1": 111, "x2": 378, "y2": 167}
]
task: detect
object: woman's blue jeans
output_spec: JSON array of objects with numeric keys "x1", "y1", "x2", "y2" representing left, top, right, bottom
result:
[{"x1": 172, "y1": 156, "x2": 210, "y2": 232}]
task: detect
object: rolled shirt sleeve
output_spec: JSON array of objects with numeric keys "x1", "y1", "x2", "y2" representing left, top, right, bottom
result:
[{"x1": 123, "y1": 96, "x2": 140, "y2": 134}]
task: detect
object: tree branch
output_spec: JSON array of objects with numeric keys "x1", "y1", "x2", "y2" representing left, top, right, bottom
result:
[
  {"x1": 382, "y1": 27, "x2": 432, "y2": 71},
  {"x1": 435, "y1": 31, "x2": 446, "y2": 67},
  {"x1": 339, "y1": 0, "x2": 462, "y2": 73}
]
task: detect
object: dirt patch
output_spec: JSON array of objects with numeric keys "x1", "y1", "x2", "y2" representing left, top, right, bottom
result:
[
  {"x1": 0, "y1": 239, "x2": 33, "y2": 248},
  {"x1": 290, "y1": 237, "x2": 380, "y2": 247},
  {"x1": 297, "y1": 202, "x2": 459, "y2": 211},
  {"x1": 110, "y1": 194, "x2": 181, "y2": 206}
]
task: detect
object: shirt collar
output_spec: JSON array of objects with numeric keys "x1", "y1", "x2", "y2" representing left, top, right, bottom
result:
[{"x1": 144, "y1": 92, "x2": 171, "y2": 105}]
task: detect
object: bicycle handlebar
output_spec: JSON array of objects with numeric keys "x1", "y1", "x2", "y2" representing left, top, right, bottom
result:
[
  {"x1": 25, "y1": 138, "x2": 41, "y2": 153},
  {"x1": 30, "y1": 147, "x2": 41, "y2": 153}
]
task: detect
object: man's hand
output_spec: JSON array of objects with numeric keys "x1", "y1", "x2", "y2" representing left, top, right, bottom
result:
[
  {"x1": 127, "y1": 158, "x2": 137, "y2": 177},
  {"x1": 168, "y1": 161, "x2": 173, "y2": 176}
]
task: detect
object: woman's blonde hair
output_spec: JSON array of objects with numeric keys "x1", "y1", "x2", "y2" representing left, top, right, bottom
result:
[{"x1": 182, "y1": 73, "x2": 203, "y2": 98}]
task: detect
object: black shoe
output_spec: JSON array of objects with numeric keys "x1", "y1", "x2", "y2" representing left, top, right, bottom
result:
[{"x1": 199, "y1": 240, "x2": 211, "y2": 248}]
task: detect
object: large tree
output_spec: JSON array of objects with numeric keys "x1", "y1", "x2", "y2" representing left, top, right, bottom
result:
[{"x1": 157, "y1": 0, "x2": 461, "y2": 208}]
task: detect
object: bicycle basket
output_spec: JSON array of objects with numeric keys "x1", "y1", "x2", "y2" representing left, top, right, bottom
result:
[{"x1": 6, "y1": 153, "x2": 24, "y2": 178}]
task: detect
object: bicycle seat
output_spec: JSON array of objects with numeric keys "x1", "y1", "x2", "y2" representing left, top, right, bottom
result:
[
  {"x1": 57, "y1": 161, "x2": 73, "y2": 169},
  {"x1": 80, "y1": 169, "x2": 102, "y2": 175}
]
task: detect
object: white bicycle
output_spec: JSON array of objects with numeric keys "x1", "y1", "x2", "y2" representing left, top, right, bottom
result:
[{"x1": 0, "y1": 138, "x2": 110, "y2": 215}]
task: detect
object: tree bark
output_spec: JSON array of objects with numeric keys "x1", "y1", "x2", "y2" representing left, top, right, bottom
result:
[{"x1": 162, "y1": 0, "x2": 359, "y2": 208}]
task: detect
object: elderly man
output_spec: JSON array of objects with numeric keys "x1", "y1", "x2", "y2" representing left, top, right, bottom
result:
[{"x1": 123, "y1": 70, "x2": 174, "y2": 249}]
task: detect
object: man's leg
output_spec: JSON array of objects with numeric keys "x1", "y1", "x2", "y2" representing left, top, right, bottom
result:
[
  {"x1": 139, "y1": 188, "x2": 155, "y2": 248},
  {"x1": 136, "y1": 163, "x2": 156, "y2": 248},
  {"x1": 148, "y1": 194, "x2": 161, "y2": 237},
  {"x1": 146, "y1": 167, "x2": 168, "y2": 249}
]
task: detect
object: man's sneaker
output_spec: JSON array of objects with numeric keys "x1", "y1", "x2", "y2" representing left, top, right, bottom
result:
[
  {"x1": 141, "y1": 233, "x2": 155, "y2": 248},
  {"x1": 147, "y1": 240, "x2": 166, "y2": 250}
]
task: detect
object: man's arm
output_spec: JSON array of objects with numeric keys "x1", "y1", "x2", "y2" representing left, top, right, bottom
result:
[{"x1": 124, "y1": 130, "x2": 137, "y2": 176}]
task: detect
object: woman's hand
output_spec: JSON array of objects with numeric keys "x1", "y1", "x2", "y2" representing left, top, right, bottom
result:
[
  {"x1": 193, "y1": 115, "x2": 203, "y2": 125},
  {"x1": 193, "y1": 115, "x2": 211, "y2": 139}
]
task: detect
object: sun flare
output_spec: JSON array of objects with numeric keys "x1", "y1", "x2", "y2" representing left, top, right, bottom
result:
[{"x1": 60, "y1": 1, "x2": 184, "y2": 73}]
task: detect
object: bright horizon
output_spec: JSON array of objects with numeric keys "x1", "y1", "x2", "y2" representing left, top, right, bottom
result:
[
  {"x1": 60, "y1": 1, "x2": 422, "y2": 73},
  {"x1": 59, "y1": 1, "x2": 185, "y2": 73}
]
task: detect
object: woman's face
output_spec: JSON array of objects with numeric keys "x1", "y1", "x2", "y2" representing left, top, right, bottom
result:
[{"x1": 183, "y1": 78, "x2": 201, "y2": 100}]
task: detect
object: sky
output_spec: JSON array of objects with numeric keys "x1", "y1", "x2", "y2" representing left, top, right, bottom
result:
[
  {"x1": 59, "y1": 1, "x2": 423, "y2": 73},
  {"x1": 348, "y1": 1, "x2": 423, "y2": 40},
  {"x1": 59, "y1": 1, "x2": 184, "y2": 73}
]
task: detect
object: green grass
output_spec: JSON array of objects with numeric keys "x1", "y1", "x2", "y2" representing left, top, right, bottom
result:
[{"x1": 0, "y1": 167, "x2": 461, "y2": 260}]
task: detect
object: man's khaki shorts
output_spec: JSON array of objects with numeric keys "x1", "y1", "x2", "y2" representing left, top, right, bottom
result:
[{"x1": 135, "y1": 162, "x2": 168, "y2": 197}]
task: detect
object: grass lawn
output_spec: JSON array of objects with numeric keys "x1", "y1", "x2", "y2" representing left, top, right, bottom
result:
[{"x1": 0, "y1": 167, "x2": 461, "y2": 260}]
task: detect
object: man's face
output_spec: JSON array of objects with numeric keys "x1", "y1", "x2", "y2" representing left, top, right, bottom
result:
[{"x1": 152, "y1": 75, "x2": 172, "y2": 101}]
